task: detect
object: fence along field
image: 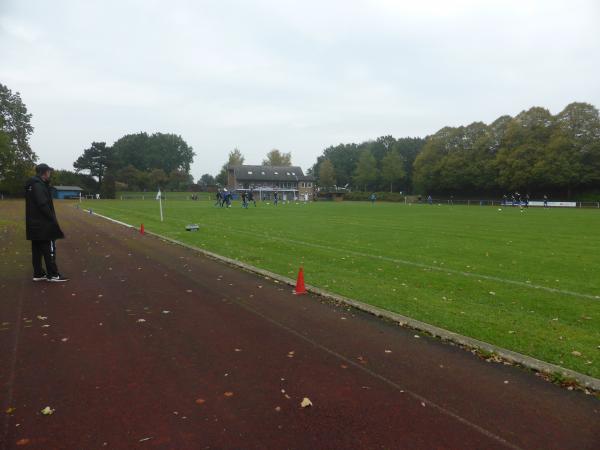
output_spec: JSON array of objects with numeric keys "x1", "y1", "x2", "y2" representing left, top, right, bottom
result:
[{"x1": 80, "y1": 198, "x2": 600, "y2": 379}]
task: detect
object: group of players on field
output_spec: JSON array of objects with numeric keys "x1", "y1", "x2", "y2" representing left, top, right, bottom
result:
[
  {"x1": 502, "y1": 193, "x2": 550, "y2": 208},
  {"x1": 214, "y1": 189, "x2": 274, "y2": 208}
]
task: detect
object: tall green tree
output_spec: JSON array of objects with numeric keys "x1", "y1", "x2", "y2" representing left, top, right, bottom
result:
[
  {"x1": 555, "y1": 102, "x2": 600, "y2": 187},
  {"x1": 312, "y1": 143, "x2": 361, "y2": 188},
  {"x1": 149, "y1": 168, "x2": 168, "y2": 188},
  {"x1": 354, "y1": 149, "x2": 378, "y2": 191},
  {"x1": 495, "y1": 107, "x2": 555, "y2": 192},
  {"x1": 262, "y1": 149, "x2": 292, "y2": 166},
  {"x1": 381, "y1": 149, "x2": 405, "y2": 192},
  {"x1": 198, "y1": 173, "x2": 216, "y2": 187},
  {"x1": 73, "y1": 142, "x2": 113, "y2": 187},
  {"x1": 100, "y1": 171, "x2": 116, "y2": 199},
  {"x1": 110, "y1": 132, "x2": 195, "y2": 174},
  {"x1": 116, "y1": 165, "x2": 143, "y2": 190},
  {"x1": 167, "y1": 169, "x2": 193, "y2": 191},
  {"x1": 318, "y1": 159, "x2": 336, "y2": 188},
  {"x1": 216, "y1": 148, "x2": 245, "y2": 186},
  {"x1": 0, "y1": 83, "x2": 36, "y2": 194}
]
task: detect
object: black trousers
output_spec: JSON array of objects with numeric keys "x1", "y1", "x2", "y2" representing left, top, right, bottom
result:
[{"x1": 31, "y1": 240, "x2": 59, "y2": 276}]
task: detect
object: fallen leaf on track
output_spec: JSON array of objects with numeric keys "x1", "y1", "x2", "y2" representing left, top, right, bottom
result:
[
  {"x1": 16, "y1": 438, "x2": 30, "y2": 446},
  {"x1": 195, "y1": 398, "x2": 206, "y2": 405},
  {"x1": 41, "y1": 406, "x2": 54, "y2": 415},
  {"x1": 300, "y1": 397, "x2": 313, "y2": 408},
  {"x1": 224, "y1": 392, "x2": 234, "y2": 397},
  {"x1": 36, "y1": 316, "x2": 47, "y2": 321},
  {"x1": 137, "y1": 319, "x2": 146, "y2": 323}
]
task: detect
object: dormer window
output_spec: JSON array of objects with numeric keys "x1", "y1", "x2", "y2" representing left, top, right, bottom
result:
[
  {"x1": 274, "y1": 171, "x2": 278, "y2": 175},
  {"x1": 292, "y1": 172, "x2": 296, "y2": 175},
  {"x1": 248, "y1": 171, "x2": 253, "y2": 175},
  {"x1": 261, "y1": 171, "x2": 265, "y2": 175},
  {"x1": 286, "y1": 172, "x2": 290, "y2": 175}
]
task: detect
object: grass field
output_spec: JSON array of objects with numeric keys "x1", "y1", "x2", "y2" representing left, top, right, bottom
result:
[{"x1": 80, "y1": 198, "x2": 600, "y2": 378}]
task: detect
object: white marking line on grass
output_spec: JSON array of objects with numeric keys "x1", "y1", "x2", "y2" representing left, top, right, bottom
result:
[
  {"x1": 240, "y1": 231, "x2": 600, "y2": 302},
  {"x1": 84, "y1": 208, "x2": 599, "y2": 302}
]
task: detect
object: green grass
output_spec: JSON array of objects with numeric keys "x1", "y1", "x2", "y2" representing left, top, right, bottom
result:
[{"x1": 80, "y1": 198, "x2": 600, "y2": 378}]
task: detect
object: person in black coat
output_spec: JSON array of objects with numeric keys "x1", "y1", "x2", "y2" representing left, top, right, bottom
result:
[{"x1": 25, "y1": 163, "x2": 68, "y2": 282}]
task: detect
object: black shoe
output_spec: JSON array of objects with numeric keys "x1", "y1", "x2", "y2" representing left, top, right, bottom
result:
[
  {"x1": 33, "y1": 272, "x2": 47, "y2": 281},
  {"x1": 47, "y1": 274, "x2": 69, "y2": 282}
]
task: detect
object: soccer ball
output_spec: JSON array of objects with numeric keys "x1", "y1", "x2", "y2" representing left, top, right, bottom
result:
[{"x1": 498, "y1": 208, "x2": 502, "y2": 211}]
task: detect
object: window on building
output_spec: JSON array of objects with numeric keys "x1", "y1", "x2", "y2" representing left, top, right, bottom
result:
[
  {"x1": 292, "y1": 172, "x2": 296, "y2": 176},
  {"x1": 261, "y1": 171, "x2": 265, "y2": 175},
  {"x1": 274, "y1": 171, "x2": 278, "y2": 175},
  {"x1": 248, "y1": 171, "x2": 253, "y2": 175},
  {"x1": 286, "y1": 172, "x2": 290, "y2": 176}
]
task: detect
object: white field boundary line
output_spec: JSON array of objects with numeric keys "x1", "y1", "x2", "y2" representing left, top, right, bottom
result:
[
  {"x1": 226, "y1": 227, "x2": 600, "y2": 302},
  {"x1": 83, "y1": 208, "x2": 600, "y2": 391},
  {"x1": 85, "y1": 206, "x2": 600, "y2": 301}
]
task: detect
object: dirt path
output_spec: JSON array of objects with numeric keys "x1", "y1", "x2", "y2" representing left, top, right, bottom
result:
[{"x1": 1, "y1": 201, "x2": 598, "y2": 449}]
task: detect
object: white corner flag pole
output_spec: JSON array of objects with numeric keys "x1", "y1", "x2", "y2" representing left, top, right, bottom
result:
[{"x1": 157, "y1": 188, "x2": 164, "y2": 222}]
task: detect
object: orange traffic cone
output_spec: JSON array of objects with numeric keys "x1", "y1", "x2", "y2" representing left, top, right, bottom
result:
[
  {"x1": 294, "y1": 267, "x2": 306, "y2": 295},
  {"x1": 140, "y1": 223, "x2": 145, "y2": 235}
]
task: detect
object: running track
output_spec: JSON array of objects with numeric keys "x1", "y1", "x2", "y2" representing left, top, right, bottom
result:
[{"x1": 1, "y1": 202, "x2": 598, "y2": 449}]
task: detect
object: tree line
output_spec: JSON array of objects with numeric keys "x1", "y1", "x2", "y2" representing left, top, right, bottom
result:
[
  {"x1": 413, "y1": 102, "x2": 600, "y2": 197},
  {"x1": 3, "y1": 79, "x2": 598, "y2": 200},
  {"x1": 311, "y1": 137, "x2": 425, "y2": 192},
  {"x1": 310, "y1": 102, "x2": 600, "y2": 198}
]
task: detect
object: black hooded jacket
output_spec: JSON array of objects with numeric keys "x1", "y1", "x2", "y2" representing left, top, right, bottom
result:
[{"x1": 25, "y1": 176, "x2": 65, "y2": 241}]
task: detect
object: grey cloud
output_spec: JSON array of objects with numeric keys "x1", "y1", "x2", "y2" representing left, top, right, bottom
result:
[{"x1": 1, "y1": 0, "x2": 598, "y2": 178}]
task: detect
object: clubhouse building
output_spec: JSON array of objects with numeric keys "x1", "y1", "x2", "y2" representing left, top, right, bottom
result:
[{"x1": 227, "y1": 165, "x2": 315, "y2": 201}]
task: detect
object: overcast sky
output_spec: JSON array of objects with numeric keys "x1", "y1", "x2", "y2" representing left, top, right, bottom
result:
[{"x1": 1, "y1": 0, "x2": 599, "y2": 179}]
